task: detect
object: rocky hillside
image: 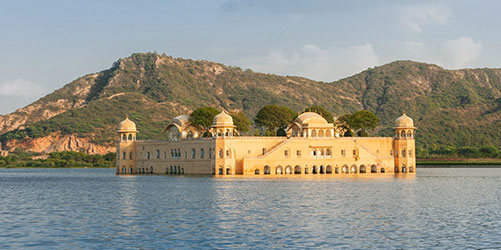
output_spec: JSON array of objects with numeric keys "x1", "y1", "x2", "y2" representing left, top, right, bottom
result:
[{"x1": 0, "y1": 52, "x2": 500, "y2": 154}]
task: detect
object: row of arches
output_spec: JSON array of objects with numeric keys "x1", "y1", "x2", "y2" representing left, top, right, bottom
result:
[
  {"x1": 255, "y1": 164, "x2": 386, "y2": 175},
  {"x1": 120, "y1": 166, "x2": 153, "y2": 174},
  {"x1": 394, "y1": 166, "x2": 414, "y2": 173},
  {"x1": 119, "y1": 133, "x2": 136, "y2": 142},
  {"x1": 395, "y1": 130, "x2": 414, "y2": 139},
  {"x1": 166, "y1": 165, "x2": 184, "y2": 174}
]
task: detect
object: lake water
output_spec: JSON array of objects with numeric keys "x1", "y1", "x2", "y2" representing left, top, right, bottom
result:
[{"x1": 1, "y1": 168, "x2": 500, "y2": 249}]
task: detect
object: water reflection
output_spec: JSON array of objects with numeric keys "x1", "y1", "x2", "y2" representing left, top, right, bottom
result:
[{"x1": 0, "y1": 168, "x2": 500, "y2": 249}]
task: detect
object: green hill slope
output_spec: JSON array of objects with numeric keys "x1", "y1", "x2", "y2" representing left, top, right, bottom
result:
[{"x1": 0, "y1": 53, "x2": 500, "y2": 155}]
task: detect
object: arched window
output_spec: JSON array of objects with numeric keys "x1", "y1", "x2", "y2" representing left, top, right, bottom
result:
[
  {"x1": 294, "y1": 165, "x2": 301, "y2": 174},
  {"x1": 219, "y1": 149, "x2": 223, "y2": 158},
  {"x1": 407, "y1": 130, "x2": 412, "y2": 138},
  {"x1": 326, "y1": 165, "x2": 332, "y2": 174},
  {"x1": 371, "y1": 164, "x2": 377, "y2": 173},
  {"x1": 319, "y1": 165, "x2": 325, "y2": 174},
  {"x1": 122, "y1": 152, "x2": 126, "y2": 160},
  {"x1": 353, "y1": 149, "x2": 357, "y2": 156},
  {"x1": 164, "y1": 151, "x2": 167, "y2": 159},
  {"x1": 334, "y1": 167, "x2": 339, "y2": 174},
  {"x1": 394, "y1": 166, "x2": 399, "y2": 173},
  {"x1": 342, "y1": 165, "x2": 349, "y2": 173},
  {"x1": 359, "y1": 165, "x2": 366, "y2": 173},
  {"x1": 401, "y1": 130, "x2": 406, "y2": 138},
  {"x1": 192, "y1": 149, "x2": 196, "y2": 159},
  {"x1": 129, "y1": 152, "x2": 133, "y2": 160},
  {"x1": 326, "y1": 149, "x2": 332, "y2": 156},
  {"x1": 209, "y1": 148, "x2": 212, "y2": 159},
  {"x1": 129, "y1": 167, "x2": 133, "y2": 174},
  {"x1": 122, "y1": 167, "x2": 126, "y2": 174},
  {"x1": 381, "y1": 168, "x2": 385, "y2": 173},
  {"x1": 264, "y1": 165, "x2": 271, "y2": 175},
  {"x1": 150, "y1": 166, "x2": 153, "y2": 173},
  {"x1": 156, "y1": 150, "x2": 160, "y2": 159},
  {"x1": 226, "y1": 149, "x2": 231, "y2": 158},
  {"x1": 122, "y1": 134, "x2": 127, "y2": 141},
  {"x1": 219, "y1": 167, "x2": 223, "y2": 175},
  {"x1": 312, "y1": 166, "x2": 318, "y2": 174},
  {"x1": 128, "y1": 134, "x2": 133, "y2": 141},
  {"x1": 200, "y1": 148, "x2": 204, "y2": 159},
  {"x1": 275, "y1": 166, "x2": 283, "y2": 174},
  {"x1": 350, "y1": 165, "x2": 357, "y2": 173},
  {"x1": 409, "y1": 166, "x2": 414, "y2": 173},
  {"x1": 255, "y1": 169, "x2": 260, "y2": 175},
  {"x1": 147, "y1": 152, "x2": 151, "y2": 159},
  {"x1": 285, "y1": 166, "x2": 292, "y2": 174},
  {"x1": 188, "y1": 131, "x2": 194, "y2": 138}
]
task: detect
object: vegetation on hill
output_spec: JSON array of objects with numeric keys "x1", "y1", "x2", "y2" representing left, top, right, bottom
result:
[
  {"x1": 0, "y1": 151, "x2": 116, "y2": 168},
  {"x1": 0, "y1": 52, "x2": 499, "y2": 158}
]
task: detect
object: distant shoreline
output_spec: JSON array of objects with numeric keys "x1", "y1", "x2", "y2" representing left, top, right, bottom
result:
[{"x1": 417, "y1": 158, "x2": 501, "y2": 167}]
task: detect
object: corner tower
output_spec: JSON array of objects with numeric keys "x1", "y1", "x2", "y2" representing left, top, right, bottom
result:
[
  {"x1": 393, "y1": 113, "x2": 416, "y2": 173},
  {"x1": 117, "y1": 116, "x2": 137, "y2": 175},
  {"x1": 212, "y1": 111, "x2": 237, "y2": 175}
]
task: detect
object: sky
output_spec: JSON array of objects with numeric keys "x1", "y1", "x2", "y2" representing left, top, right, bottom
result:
[{"x1": 0, "y1": 0, "x2": 500, "y2": 114}]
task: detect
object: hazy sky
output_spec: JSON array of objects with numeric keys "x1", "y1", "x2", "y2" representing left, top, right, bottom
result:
[{"x1": 1, "y1": 0, "x2": 500, "y2": 114}]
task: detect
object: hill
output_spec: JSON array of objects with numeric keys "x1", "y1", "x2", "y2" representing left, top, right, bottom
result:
[{"x1": 0, "y1": 53, "x2": 500, "y2": 156}]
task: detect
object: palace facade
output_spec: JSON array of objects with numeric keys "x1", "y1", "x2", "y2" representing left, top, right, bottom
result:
[{"x1": 116, "y1": 111, "x2": 416, "y2": 176}]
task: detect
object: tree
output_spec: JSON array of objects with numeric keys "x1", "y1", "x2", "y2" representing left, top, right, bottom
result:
[
  {"x1": 230, "y1": 111, "x2": 251, "y2": 134},
  {"x1": 337, "y1": 110, "x2": 380, "y2": 137},
  {"x1": 304, "y1": 106, "x2": 334, "y2": 123},
  {"x1": 189, "y1": 107, "x2": 220, "y2": 133},
  {"x1": 255, "y1": 105, "x2": 296, "y2": 134}
]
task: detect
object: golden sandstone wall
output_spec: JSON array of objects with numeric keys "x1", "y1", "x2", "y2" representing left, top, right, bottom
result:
[{"x1": 116, "y1": 112, "x2": 416, "y2": 177}]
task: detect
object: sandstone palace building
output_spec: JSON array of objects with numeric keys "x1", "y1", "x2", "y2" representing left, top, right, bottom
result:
[{"x1": 116, "y1": 111, "x2": 416, "y2": 176}]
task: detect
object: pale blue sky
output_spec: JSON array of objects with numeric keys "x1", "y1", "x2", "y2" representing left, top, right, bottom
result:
[{"x1": 1, "y1": 0, "x2": 500, "y2": 114}]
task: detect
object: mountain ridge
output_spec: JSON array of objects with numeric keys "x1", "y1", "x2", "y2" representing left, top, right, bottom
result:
[{"x1": 1, "y1": 53, "x2": 500, "y2": 155}]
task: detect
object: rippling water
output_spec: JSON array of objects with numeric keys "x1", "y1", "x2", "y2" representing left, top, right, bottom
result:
[{"x1": 1, "y1": 168, "x2": 500, "y2": 249}]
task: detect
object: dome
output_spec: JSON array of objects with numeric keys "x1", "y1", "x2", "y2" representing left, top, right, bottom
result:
[
  {"x1": 172, "y1": 115, "x2": 189, "y2": 127},
  {"x1": 294, "y1": 112, "x2": 329, "y2": 125},
  {"x1": 117, "y1": 117, "x2": 137, "y2": 132},
  {"x1": 213, "y1": 110, "x2": 233, "y2": 126},
  {"x1": 395, "y1": 113, "x2": 414, "y2": 128}
]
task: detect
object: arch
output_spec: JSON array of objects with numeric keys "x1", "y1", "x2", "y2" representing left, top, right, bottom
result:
[
  {"x1": 187, "y1": 130, "x2": 194, "y2": 138},
  {"x1": 219, "y1": 148, "x2": 223, "y2": 158},
  {"x1": 218, "y1": 167, "x2": 223, "y2": 175},
  {"x1": 311, "y1": 130, "x2": 317, "y2": 137},
  {"x1": 402, "y1": 166, "x2": 407, "y2": 173},
  {"x1": 165, "y1": 167, "x2": 169, "y2": 174},
  {"x1": 334, "y1": 167, "x2": 339, "y2": 174},
  {"x1": 326, "y1": 130, "x2": 332, "y2": 137},
  {"x1": 147, "y1": 152, "x2": 151, "y2": 159},
  {"x1": 285, "y1": 165, "x2": 292, "y2": 174},
  {"x1": 142, "y1": 168, "x2": 145, "y2": 174},
  {"x1": 342, "y1": 165, "x2": 349, "y2": 173},
  {"x1": 178, "y1": 166, "x2": 182, "y2": 174},
  {"x1": 311, "y1": 149, "x2": 317, "y2": 157},
  {"x1": 370, "y1": 164, "x2": 377, "y2": 173},
  {"x1": 409, "y1": 166, "x2": 414, "y2": 173},
  {"x1": 128, "y1": 134, "x2": 133, "y2": 141},
  {"x1": 255, "y1": 169, "x2": 260, "y2": 175},
  {"x1": 326, "y1": 149, "x2": 332, "y2": 157},
  {"x1": 264, "y1": 165, "x2": 271, "y2": 175},
  {"x1": 326, "y1": 165, "x2": 332, "y2": 174},
  {"x1": 150, "y1": 166, "x2": 153, "y2": 173},
  {"x1": 173, "y1": 166, "x2": 177, "y2": 174},
  {"x1": 401, "y1": 130, "x2": 406, "y2": 138},
  {"x1": 359, "y1": 165, "x2": 366, "y2": 173},
  {"x1": 319, "y1": 165, "x2": 325, "y2": 174},
  {"x1": 318, "y1": 130, "x2": 324, "y2": 137},
  {"x1": 407, "y1": 130, "x2": 412, "y2": 138},
  {"x1": 275, "y1": 165, "x2": 283, "y2": 174},
  {"x1": 200, "y1": 148, "x2": 204, "y2": 159},
  {"x1": 312, "y1": 165, "x2": 318, "y2": 174},
  {"x1": 129, "y1": 167, "x2": 133, "y2": 174},
  {"x1": 156, "y1": 149, "x2": 160, "y2": 159},
  {"x1": 294, "y1": 165, "x2": 301, "y2": 174},
  {"x1": 394, "y1": 166, "x2": 399, "y2": 173},
  {"x1": 350, "y1": 165, "x2": 357, "y2": 173},
  {"x1": 170, "y1": 166, "x2": 173, "y2": 174},
  {"x1": 122, "y1": 134, "x2": 127, "y2": 141},
  {"x1": 192, "y1": 148, "x2": 196, "y2": 159},
  {"x1": 122, "y1": 167, "x2": 126, "y2": 174},
  {"x1": 380, "y1": 168, "x2": 385, "y2": 173}
]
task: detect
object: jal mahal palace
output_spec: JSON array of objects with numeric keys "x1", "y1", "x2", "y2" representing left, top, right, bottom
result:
[{"x1": 116, "y1": 110, "x2": 416, "y2": 177}]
